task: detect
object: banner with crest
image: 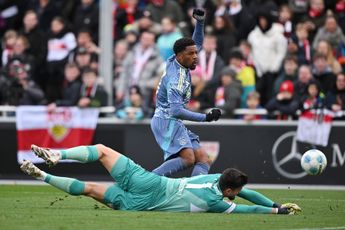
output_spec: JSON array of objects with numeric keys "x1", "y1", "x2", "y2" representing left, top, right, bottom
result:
[
  {"x1": 296, "y1": 109, "x2": 336, "y2": 147},
  {"x1": 16, "y1": 106, "x2": 99, "y2": 163}
]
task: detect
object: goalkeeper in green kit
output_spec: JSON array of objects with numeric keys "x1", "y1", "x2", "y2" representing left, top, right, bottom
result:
[{"x1": 21, "y1": 143, "x2": 301, "y2": 215}]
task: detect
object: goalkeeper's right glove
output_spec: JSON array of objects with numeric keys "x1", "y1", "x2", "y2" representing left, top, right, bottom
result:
[
  {"x1": 278, "y1": 203, "x2": 302, "y2": 215},
  {"x1": 206, "y1": 108, "x2": 221, "y2": 122}
]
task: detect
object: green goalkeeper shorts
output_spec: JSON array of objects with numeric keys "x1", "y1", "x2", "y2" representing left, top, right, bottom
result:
[{"x1": 103, "y1": 155, "x2": 168, "y2": 210}]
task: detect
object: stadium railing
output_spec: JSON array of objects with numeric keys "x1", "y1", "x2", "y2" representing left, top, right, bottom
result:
[{"x1": 0, "y1": 106, "x2": 343, "y2": 120}]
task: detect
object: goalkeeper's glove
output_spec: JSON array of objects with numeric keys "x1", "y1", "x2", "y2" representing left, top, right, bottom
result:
[
  {"x1": 206, "y1": 108, "x2": 221, "y2": 122},
  {"x1": 192, "y1": 8, "x2": 205, "y2": 21},
  {"x1": 278, "y1": 203, "x2": 302, "y2": 215}
]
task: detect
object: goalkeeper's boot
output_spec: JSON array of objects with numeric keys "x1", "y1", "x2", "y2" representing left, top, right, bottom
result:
[
  {"x1": 20, "y1": 160, "x2": 44, "y2": 178},
  {"x1": 280, "y1": 203, "x2": 302, "y2": 215},
  {"x1": 31, "y1": 144, "x2": 60, "y2": 167}
]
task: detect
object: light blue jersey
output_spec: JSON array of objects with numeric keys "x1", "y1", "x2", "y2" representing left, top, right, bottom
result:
[
  {"x1": 153, "y1": 20, "x2": 206, "y2": 122},
  {"x1": 151, "y1": 20, "x2": 206, "y2": 159}
]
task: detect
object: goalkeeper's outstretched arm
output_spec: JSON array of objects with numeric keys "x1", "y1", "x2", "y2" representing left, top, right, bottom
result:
[
  {"x1": 232, "y1": 204, "x2": 278, "y2": 214},
  {"x1": 237, "y1": 188, "x2": 275, "y2": 207}
]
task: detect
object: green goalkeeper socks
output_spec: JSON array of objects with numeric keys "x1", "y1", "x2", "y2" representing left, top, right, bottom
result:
[
  {"x1": 44, "y1": 174, "x2": 85, "y2": 195},
  {"x1": 60, "y1": 146, "x2": 99, "y2": 163}
]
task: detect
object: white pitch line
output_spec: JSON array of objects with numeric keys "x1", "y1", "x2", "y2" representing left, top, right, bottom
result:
[{"x1": 285, "y1": 227, "x2": 345, "y2": 230}]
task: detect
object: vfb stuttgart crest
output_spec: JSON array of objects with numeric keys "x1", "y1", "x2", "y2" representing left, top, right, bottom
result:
[
  {"x1": 47, "y1": 108, "x2": 72, "y2": 143},
  {"x1": 200, "y1": 141, "x2": 220, "y2": 165}
]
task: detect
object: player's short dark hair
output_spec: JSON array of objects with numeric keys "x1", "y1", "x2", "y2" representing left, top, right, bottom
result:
[
  {"x1": 173, "y1": 38, "x2": 195, "y2": 55},
  {"x1": 219, "y1": 168, "x2": 248, "y2": 191}
]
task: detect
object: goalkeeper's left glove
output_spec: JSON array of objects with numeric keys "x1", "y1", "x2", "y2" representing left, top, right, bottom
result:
[
  {"x1": 192, "y1": 9, "x2": 205, "y2": 21},
  {"x1": 278, "y1": 203, "x2": 302, "y2": 215}
]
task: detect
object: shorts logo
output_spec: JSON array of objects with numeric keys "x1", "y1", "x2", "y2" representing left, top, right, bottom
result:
[{"x1": 178, "y1": 137, "x2": 188, "y2": 146}]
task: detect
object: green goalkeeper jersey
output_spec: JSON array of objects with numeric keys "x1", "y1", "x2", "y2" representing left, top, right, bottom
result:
[
  {"x1": 148, "y1": 174, "x2": 236, "y2": 213},
  {"x1": 104, "y1": 156, "x2": 235, "y2": 213}
]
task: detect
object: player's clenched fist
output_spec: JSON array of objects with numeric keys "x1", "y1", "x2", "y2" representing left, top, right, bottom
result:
[
  {"x1": 192, "y1": 8, "x2": 205, "y2": 21},
  {"x1": 206, "y1": 108, "x2": 221, "y2": 122}
]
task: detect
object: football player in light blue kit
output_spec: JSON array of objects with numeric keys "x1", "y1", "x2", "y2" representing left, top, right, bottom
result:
[
  {"x1": 21, "y1": 144, "x2": 301, "y2": 214},
  {"x1": 151, "y1": 9, "x2": 222, "y2": 177}
]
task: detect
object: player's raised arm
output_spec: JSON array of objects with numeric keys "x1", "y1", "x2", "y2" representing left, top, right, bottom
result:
[{"x1": 192, "y1": 9, "x2": 205, "y2": 52}]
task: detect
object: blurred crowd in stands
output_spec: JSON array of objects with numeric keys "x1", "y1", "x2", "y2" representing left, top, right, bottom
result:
[{"x1": 0, "y1": 0, "x2": 345, "y2": 121}]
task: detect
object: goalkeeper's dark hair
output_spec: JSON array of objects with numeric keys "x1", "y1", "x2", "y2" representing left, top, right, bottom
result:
[
  {"x1": 219, "y1": 168, "x2": 248, "y2": 191},
  {"x1": 173, "y1": 38, "x2": 195, "y2": 55}
]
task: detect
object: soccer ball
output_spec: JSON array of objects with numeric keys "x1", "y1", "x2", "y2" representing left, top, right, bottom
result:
[{"x1": 300, "y1": 149, "x2": 327, "y2": 175}]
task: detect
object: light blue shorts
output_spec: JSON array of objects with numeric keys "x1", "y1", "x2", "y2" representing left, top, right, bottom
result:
[
  {"x1": 151, "y1": 116, "x2": 201, "y2": 160},
  {"x1": 103, "y1": 155, "x2": 168, "y2": 210}
]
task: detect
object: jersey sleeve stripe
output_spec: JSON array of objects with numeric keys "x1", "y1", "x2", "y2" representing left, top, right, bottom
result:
[
  {"x1": 177, "y1": 68, "x2": 184, "y2": 92},
  {"x1": 224, "y1": 203, "x2": 236, "y2": 213}
]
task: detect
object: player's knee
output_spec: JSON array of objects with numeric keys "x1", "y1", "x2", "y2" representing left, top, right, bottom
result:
[
  {"x1": 180, "y1": 150, "x2": 195, "y2": 166},
  {"x1": 194, "y1": 149, "x2": 211, "y2": 165}
]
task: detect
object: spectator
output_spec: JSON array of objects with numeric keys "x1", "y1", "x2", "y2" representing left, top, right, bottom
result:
[
  {"x1": 187, "y1": 34, "x2": 225, "y2": 112},
  {"x1": 248, "y1": 8, "x2": 287, "y2": 106},
  {"x1": 198, "y1": 34, "x2": 225, "y2": 92},
  {"x1": 145, "y1": 0, "x2": 184, "y2": 24},
  {"x1": 46, "y1": 16, "x2": 77, "y2": 102},
  {"x1": 116, "y1": 85, "x2": 146, "y2": 121},
  {"x1": 115, "y1": 0, "x2": 142, "y2": 40},
  {"x1": 0, "y1": 1, "x2": 26, "y2": 37},
  {"x1": 240, "y1": 91, "x2": 266, "y2": 121},
  {"x1": 288, "y1": 0, "x2": 309, "y2": 25},
  {"x1": 73, "y1": 0, "x2": 99, "y2": 43},
  {"x1": 19, "y1": 10, "x2": 47, "y2": 88},
  {"x1": 215, "y1": 0, "x2": 255, "y2": 43},
  {"x1": 78, "y1": 68, "x2": 108, "y2": 108},
  {"x1": 311, "y1": 52, "x2": 337, "y2": 94},
  {"x1": 123, "y1": 29, "x2": 139, "y2": 51},
  {"x1": 325, "y1": 72, "x2": 345, "y2": 119},
  {"x1": 288, "y1": 22, "x2": 311, "y2": 65},
  {"x1": 300, "y1": 79, "x2": 324, "y2": 113},
  {"x1": 117, "y1": 30, "x2": 163, "y2": 108},
  {"x1": 227, "y1": 48, "x2": 255, "y2": 108},
  {"x1": 1, "y1": 30, "x2": 18, "y2": 67},
  {"x1": 266, "y1": 80, "x2": 300, "y2": 120},
  {"x1": 157, "y1": 17, "x2": 183, "y2": 61},
  {"x1": 113, "y1": 40, "x2": 129, "y2": 89},
  {"x1": 315, "y1": 39, "x2": 342, "y2": 74},
  {"x1": 74, "y1": 47, "x2": 93, "y2": 72},
  {"x1": 126, "y1": 10, "x2": 162, "y2": 36},
  {"x1": 186, "y1": 66, "x2": 214, "y2": 112},
  {"x1": 68, "y1": 29, "x2": 100, "y2": 63},
  {"x1": 6, "y1": 36, "x2": 35, "y2": 82},
  {"x1": 214, "y1": 67, "x2": 242, "y2": 118},
  {"x1": 294, "y1": 64, "x2": 313, "y2": 99},
  {"x1": 334, "y1": 0, "x2": 345, "y2": 33},
  {"x1": 273, "y1": 55, "x2": 298, "y2": 95},
  {"x1": 2, "y1": 63, "x2": 45, "y2": 106},
  {"x1": 28, "y1": 0, "x2": 59, "y2": 32},
  {"x1": 312, "y1": 14, "x2": 345, "y2": 51},
  {"x1": 239, "y1": 40, "x2": 254, "y2": 67},
  {"x1": 278, "y1": 4, "x2": 293, "y2": 38},
  {"x1": 47, "y1": 62, "x2": 81, "y2": 111},
  {"x1": 212, "y1": 14, "x2": 237, "y2": 62},
  {"x1": 301, "y1": 0, "x2": 327, "y2": 43}
]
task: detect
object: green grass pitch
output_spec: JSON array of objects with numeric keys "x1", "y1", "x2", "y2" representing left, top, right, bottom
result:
[{"x1": 0, "y1": 185, "x2": 344, "y2": 230}]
